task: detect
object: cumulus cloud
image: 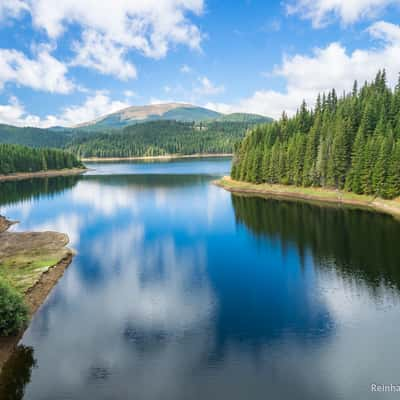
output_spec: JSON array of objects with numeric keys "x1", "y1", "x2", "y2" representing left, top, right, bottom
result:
[
  {"x1": 3, "y1": 0, "x2": 204, "y2": 80},
  {"x1": 0, "y1": 92, "x2": 129, "y2": 128},
  {"x1": 195, "y1": 76, "x2": 225, "y2": 96},
  {"x1": 286, "y1": 0, "x2": 400, "y2": 27},
  {"x1": 207, "y1": 22, "x2": 400, "y2": 119},
  {"x1": 0, "y1": 46, "x2": 74, "y2": 93},
  {"x1": 71, "y1": 30, "x2": 137, "y2": 80}
]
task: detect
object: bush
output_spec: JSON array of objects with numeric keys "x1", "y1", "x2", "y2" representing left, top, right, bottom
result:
[{"x1": 0, "y1": 279, "x2": 28, "y2": 336}]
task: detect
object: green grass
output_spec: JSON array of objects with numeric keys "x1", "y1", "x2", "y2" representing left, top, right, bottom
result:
[{"x1": 0, "y1": 252, "x2": 65, "y2": 293}]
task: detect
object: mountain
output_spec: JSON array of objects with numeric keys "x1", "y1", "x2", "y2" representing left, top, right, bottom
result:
[
  {"x1": 74, "y1": 103, "x2": 271, "y2": 130},
  {"x1": 74, "y1": 103, "x2": 221, "y2": 130},
  {"x1": 0, "y1": 103, "x2": 273, "y2": 157}
]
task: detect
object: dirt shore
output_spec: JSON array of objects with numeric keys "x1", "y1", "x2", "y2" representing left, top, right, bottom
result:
[
  {"x1": 216, "y1": 176, "x2": 400, "y2": 219},
  {"x1": 82, "y1": 153, "x2": 233, "y2": 162},
  {"x1": 0, "y1": 168, "x2": 87, "y2": 182},
  {"x1": 0, "y1": 218, "x2": 74, "y2": 371}
]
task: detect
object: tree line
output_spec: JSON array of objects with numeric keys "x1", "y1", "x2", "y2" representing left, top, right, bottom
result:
[
  {"x1": 0, "y1": 143, "x2": 84, "y2": 175},
  {"x1": 66, "y1": 120, "x2": 255, "y2": 157},
  {"x1": 232, "y1": 71, "x2": 400, "y2": 199}
]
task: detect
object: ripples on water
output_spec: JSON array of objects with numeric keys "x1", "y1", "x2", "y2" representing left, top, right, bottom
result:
[{"x1": 1, "y1": 158, "x2": 400, "y2": 400}]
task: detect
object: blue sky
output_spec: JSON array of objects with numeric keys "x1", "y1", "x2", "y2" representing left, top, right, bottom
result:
[{"x1": 0, "y1": 0, "x2": 400, "y2": 127}]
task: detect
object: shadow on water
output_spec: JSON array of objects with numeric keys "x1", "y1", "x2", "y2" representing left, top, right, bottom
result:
[
  {"x1": 0, "y1": 346, "x2": 36, "y2": 400},
  {"x1": 231, "y1": 194, "x2": 400, "y2": 293},
  {"x1": 0, "y1": 176, "x2": 80, "y2": 207}
]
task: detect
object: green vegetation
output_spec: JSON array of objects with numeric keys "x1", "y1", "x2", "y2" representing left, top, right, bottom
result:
[
  {"x1": 0, "y1": 118, "x2": 272, "y2": 158},
  {"x1": 215, "y1": 113, "x2": 273, "y2": 123},
  {"x1": 0, "y1": 143, "x2": 84, "y2": 175},
  {"x1": 0, "y1": 124, "x2": 73, "y2": 148},
  {"x1": 0, "y1": 254, "x2": 62, "y2": 293},
  {"x1": 66, "y1": 120, "x2": 262, "y2": 158},
  {"x1": 217, "y1": 177, "x2": 400, "y2": 217},
  {"x1": 232, "y1": 70, "x2": 400, "y2": 199},
  {"x1": 0, "y1": 279, "x2": 28, "y2": 336}
]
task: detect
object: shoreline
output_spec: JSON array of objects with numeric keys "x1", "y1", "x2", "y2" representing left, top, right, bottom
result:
[
  {"x1": 82, "y1": 153, "x2": 233, "y2": 162},
  {"x1": 215, "y1": 176, "x2": 400, "y2": 218},
  {"x1": 0, "y1": 253, "x2": 73, "y2": 371},
  {"x1": 0, "y1": 168, "x2": 87, "y2": 182},
  {"x1": 0, "y1": 217, "x2": 75, "y2": 371}
]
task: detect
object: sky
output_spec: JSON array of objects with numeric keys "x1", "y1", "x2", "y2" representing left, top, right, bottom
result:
[{"x1": 0, "y1": 0, "x2": 400, "y2": 127}]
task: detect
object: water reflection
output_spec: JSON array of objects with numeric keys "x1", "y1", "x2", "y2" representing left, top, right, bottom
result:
[
  {"x1": 231, "y1": 195, "x2": 400, "y2": 293},
  {"x1": 0, "y1": 177, "x2": 80, "y2": 208},
  {"x1": 0, "y1": 346, "x2": 36, "y2": 400},
  {"x1": 1, "y1": 160, "x2": 400, "y2": 399}
]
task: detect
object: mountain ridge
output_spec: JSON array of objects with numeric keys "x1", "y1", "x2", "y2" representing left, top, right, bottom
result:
[{"x1": 72, "y1": 103, "x2": 272, "y2": 130}]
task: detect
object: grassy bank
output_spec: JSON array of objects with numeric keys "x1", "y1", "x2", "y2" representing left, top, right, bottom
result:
[
  {"x1": 0, "y1": 217, "x2": 74, "y2": 370},
  {"x1": 0, "y1": 168, "x2": 87, "y2": 182},
  {"x1": 216, "y1": 177, "x2": 400, "y2": 218}
]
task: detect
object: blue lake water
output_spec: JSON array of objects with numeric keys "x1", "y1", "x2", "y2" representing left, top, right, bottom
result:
[{"x1": 1, "y1": 157, "x2": 400, "y2": 399}]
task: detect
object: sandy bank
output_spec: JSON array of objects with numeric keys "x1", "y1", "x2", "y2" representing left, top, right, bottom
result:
[
  {"x1": 82, "y1": 153, "x2": 233, "y2": 162},
  {"x1": 0, "y1": 168, "x2": 87, "y2": 182},
  {"x1": 215, "y1": 177, "x2": 400, "y2": 219}
]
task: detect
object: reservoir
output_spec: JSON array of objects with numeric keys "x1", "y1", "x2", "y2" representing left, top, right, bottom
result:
[{"x1": 1, "y1": 157, "x2": 400, "y2": 400}]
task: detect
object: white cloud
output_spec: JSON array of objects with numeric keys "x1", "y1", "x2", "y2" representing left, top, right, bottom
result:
[
  {"x1": 207, "y1": 22, "x2": 400, "y2": 119},
  {"x1": 0, "y1": 46, "x2": 74, "y2": 93},
  {"x1": 0, "y1": 96, "x2": 40, "y2": 126},
  {"x1": 124, "y1": 90, "x2": 136, "y2": 98},
  {"x1": 58, "y1": 92, "x2": 130, "y2": 126},
  {"x1": 71, "y1": 30, "x2": 137, "y2": 80},
  {"x1": 180, "y1": 64, "x2": 192, "y2": 73},
  {"x1": 4, "y1": 0, "x2": 204, "y2": 79},
  {"x1": 195, "y1": 76, "x2": 225, "y2": 96},
  {"x1": 0, "y1": 0, "x2": 29, "y2": 20},
  {"x1": 287, "y1": 0, "x2": 400, "y2": 27},
  {"x1": 368, "y1": 20, "x2": 400, "y2": 43},
  {"x1": 0, "y1": 92, "x2": 129, "y2": 128}
]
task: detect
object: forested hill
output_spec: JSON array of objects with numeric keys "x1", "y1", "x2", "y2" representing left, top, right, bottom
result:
[
  {"x1": 0, "y1": 124, "x2": 73, "y2": 148},
  {"x1": 232, "y1": 70, "x2": 400, "y2": 199},
  {"x1": 66, "y1": 120, "x2": 259, "y2": 158},
  {"x1": 0, "y1": 144, "x2": 84, "y2": 175},
  {"x1": 0, "y1": 118, "x2": 271, "y2": 158}
]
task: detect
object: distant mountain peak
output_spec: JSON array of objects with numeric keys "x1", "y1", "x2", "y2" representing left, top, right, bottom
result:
[
  {"x1": 74, "y1": 102, "x2": 202, "y2": 129},
  {"x1": 73, "y1": 102, "x2": 272, "y2": 130}
]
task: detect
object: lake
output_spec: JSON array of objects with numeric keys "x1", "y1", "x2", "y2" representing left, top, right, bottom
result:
[{"x1": 1, "y1": 157, "x2": 400, "y2": 400}]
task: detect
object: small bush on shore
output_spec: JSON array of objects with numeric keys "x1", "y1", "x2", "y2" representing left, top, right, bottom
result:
[{"x1": 0, "y1": 278, "x2": 28, "y2": 336}]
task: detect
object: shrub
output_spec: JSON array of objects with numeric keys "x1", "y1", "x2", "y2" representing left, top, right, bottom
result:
[{"x1": 0, "y1": 278, "x2": 28, "y2": 336}]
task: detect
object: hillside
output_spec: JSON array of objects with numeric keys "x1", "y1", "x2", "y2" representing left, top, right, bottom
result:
[
  {"x1": 214, "y1": 113, "x2": 273, "y2": 123},
  {"x1": 0, "y1": 124, "x2": 73, "y2": 148},
  {"x1": 66, "y1": 120, "x2": 260, "y2": 158},
  {"x1": 74, "y1": 103, "x2": 222, "y2": 130},
  {"x1": 0, "y1": 103, "x2": 273, "y2": 158},
  {"x1": 73, "y1": 103, "x2": 271, "y2": 130}
]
